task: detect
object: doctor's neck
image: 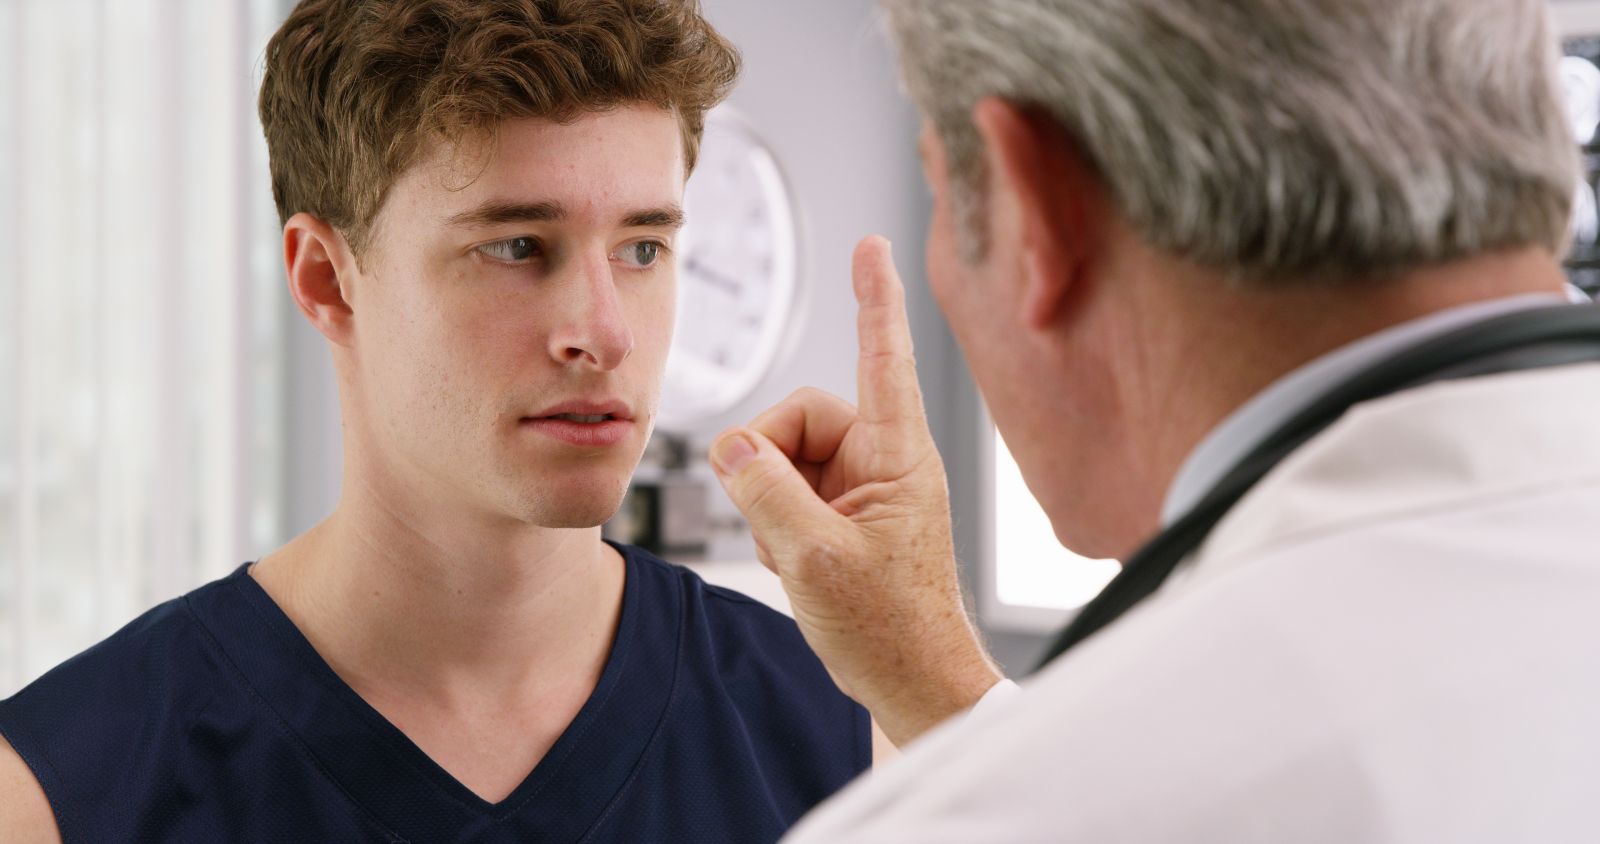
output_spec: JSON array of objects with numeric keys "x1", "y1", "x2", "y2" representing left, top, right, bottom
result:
[{"x1": 1079, "y1": 244, "x2": 1570, "y2": 556}]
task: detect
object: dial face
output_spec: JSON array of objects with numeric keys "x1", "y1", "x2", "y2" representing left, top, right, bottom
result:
[
  {"x1": 1562, "y1": 55, "x2": 1600, "y2": 252},
  {"x1": 1561, "y1": 55, "x2": 1600, "y2": 146},
  {"x1": 658, "y1": 107, "x2": 801, "y2": 431},
  {"x1": 1562, "y1": 42, "x2": 1600, "y2": 295}
]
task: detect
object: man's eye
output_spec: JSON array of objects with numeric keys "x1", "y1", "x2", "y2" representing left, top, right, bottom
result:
[
  {"x1": 615, "y1": 241, "x2": 664, "y2": 269},
  {"x1": 479, "y1": 237, "x2": 540, "y2": 263}
]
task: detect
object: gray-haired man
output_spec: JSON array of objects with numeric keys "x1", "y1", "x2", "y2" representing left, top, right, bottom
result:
[{"x1": 712, "y1": 1, "x2": 1600, "y2": 840}]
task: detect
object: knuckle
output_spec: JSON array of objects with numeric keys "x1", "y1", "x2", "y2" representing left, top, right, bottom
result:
[
  {"x1": 789, "y1": 385, "x2": 836, "y2": 408},
  {"x1": 740, "y1": 475, "x2": 785, "y2": 517},
  {"x1": 790, "y1": 534, "x2": 849, "y2": 582},
  {"x1": 790, "y1": 386, "x2": 822, "y2": 402},
  {"x1": 737, "y1": 460, "x2": 796, "y2": 514}
]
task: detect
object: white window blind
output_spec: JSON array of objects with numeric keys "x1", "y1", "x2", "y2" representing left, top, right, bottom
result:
[{"x1": 0, "y1": 0, "x2": 288, "y2": 697}]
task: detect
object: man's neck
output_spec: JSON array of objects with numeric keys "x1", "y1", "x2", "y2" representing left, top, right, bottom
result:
[
  {"x1": 249, "y1": 477, "x2": 626, "y2": 802},
  {"x1": 251, "y1": 480, "x2": 624, "y2": 713}
]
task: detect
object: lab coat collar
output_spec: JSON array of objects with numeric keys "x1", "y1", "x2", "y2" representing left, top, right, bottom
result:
[{"x1": 1159, "y1": 290, "x2": 1583, "y2": 527}]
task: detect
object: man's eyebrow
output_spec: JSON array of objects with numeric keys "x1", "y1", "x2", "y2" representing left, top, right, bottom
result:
[
  {"x1": 445, "y1": 201, "x2": 683, "y2": 230},
  {"x1": 446, "y1": 200, "x2": 565, "y2": 228},
  {"x1": 621, "y1": 206, "x2": 685, "y2": 229}
]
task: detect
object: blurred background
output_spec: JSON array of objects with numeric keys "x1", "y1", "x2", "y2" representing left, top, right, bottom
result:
[{"x1": 4, "y1": 0, "x2": 1600, "y2": 698}]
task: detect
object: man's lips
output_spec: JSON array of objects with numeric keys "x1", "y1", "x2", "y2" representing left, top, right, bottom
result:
[
  {"x1": 520, "y1": 400, "x2": 635, "y2": 448},
  {"x1": 526, "y1": 399, "x2": 633, "y2": 422}
]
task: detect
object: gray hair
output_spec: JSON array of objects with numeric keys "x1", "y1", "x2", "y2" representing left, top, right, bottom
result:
[{"x1": 881, "y1": 0, "x2": 1581, "y2": 283}]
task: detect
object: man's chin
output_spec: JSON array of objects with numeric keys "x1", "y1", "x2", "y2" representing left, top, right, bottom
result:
[
  {"x1": 489, "y1": 450, "x2": 642, "y2": 528},
  {"x1": 532, "y1": 505, "x2": 621, "y2": 530},
  {"x1": 509, "y1": 485, "x2": 629, "y2": 530}
]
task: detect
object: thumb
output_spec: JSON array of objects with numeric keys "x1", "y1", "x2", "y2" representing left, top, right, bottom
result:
[{"x1": 710, "y1": 428, "x2": 842, "y2": 556}]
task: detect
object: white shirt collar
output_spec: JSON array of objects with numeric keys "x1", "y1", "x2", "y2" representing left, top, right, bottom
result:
[{"x1": 1159, "y1": 286, "x2": 1590, "y2": 526}]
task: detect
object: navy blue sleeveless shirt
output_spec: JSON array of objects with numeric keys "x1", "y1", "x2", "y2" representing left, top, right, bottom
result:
[{"x1": 0, "y1": 543, "x2": 869, "y2": 842}]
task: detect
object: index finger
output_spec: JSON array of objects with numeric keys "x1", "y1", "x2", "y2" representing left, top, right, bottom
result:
[{"x1": 853, "y1": 235, "x2": 929, "y2": 431}]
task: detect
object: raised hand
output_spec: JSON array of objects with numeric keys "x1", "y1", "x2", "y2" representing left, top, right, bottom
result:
[{"x1": 709, "y1": 236, "x2": 1003, "y2": 747}]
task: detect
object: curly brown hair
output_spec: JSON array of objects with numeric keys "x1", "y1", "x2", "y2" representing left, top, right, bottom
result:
[{"x1": 259, "y1": 0, "x2": 740, "y2": 255}]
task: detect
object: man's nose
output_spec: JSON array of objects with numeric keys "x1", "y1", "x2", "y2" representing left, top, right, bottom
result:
[{"x1": 547, "y1": 254, "x2": 634, "y2": 371}]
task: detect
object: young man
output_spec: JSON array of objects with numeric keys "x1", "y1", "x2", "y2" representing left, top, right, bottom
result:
[{"x1": 0, "y1": 1, "x2": 872, "y2": 841}]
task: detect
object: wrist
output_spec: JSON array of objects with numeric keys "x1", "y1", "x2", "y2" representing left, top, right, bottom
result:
[{"x1": 869, "y1": 643, "x2": 1004, "y2": 747}]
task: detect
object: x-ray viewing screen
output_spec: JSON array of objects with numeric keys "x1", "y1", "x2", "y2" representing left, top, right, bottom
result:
[
  {"x1": 1561, "y1": 39, "x2": 1600, "y2": 296},
  {"x1": 992, "y1": 431, "x2": 1121, "y2": 616}
]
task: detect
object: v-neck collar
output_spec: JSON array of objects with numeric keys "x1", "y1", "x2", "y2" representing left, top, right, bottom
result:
[{"x1": 185, "y1": 542, "x2": 682, "y2": 843}]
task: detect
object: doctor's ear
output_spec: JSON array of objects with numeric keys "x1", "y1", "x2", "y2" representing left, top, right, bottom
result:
[
  {"x1": 283, "y1": 211, "x2": 359, "y2": 348},
  {"x1": 971, "y1": 98, "x2": 1109, "y2": 330}
]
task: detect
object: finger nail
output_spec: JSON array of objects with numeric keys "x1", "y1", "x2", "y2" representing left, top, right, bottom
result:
[{"x1": 711, "y1": 433, "x2": 758, "y2": 475}]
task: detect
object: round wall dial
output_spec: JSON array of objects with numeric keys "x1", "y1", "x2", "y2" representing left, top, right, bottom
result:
[{"x1": 658, "y1": 106, "x2": 803, "y2": 431}]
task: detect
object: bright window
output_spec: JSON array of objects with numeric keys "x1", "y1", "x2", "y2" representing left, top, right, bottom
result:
[
  {"x1": 0, "y1": 0, "x2": 288, "y2": 696},
  {"x1": 984, "y1": 421, "x2": 1121, "y2": 632}
]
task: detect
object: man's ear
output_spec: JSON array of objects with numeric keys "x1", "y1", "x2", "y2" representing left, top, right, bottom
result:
[
  {"x1": 283, "y1": 212, "x2": 360, "y2": 347},
  {"x1": 971, "y1": 98, "x2": 1107, "y2": 330}
]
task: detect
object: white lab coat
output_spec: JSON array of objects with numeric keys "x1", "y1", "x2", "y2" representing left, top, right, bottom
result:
[{"x1": 787, "y1": 363, "x2": 1600, "y2": 843}]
